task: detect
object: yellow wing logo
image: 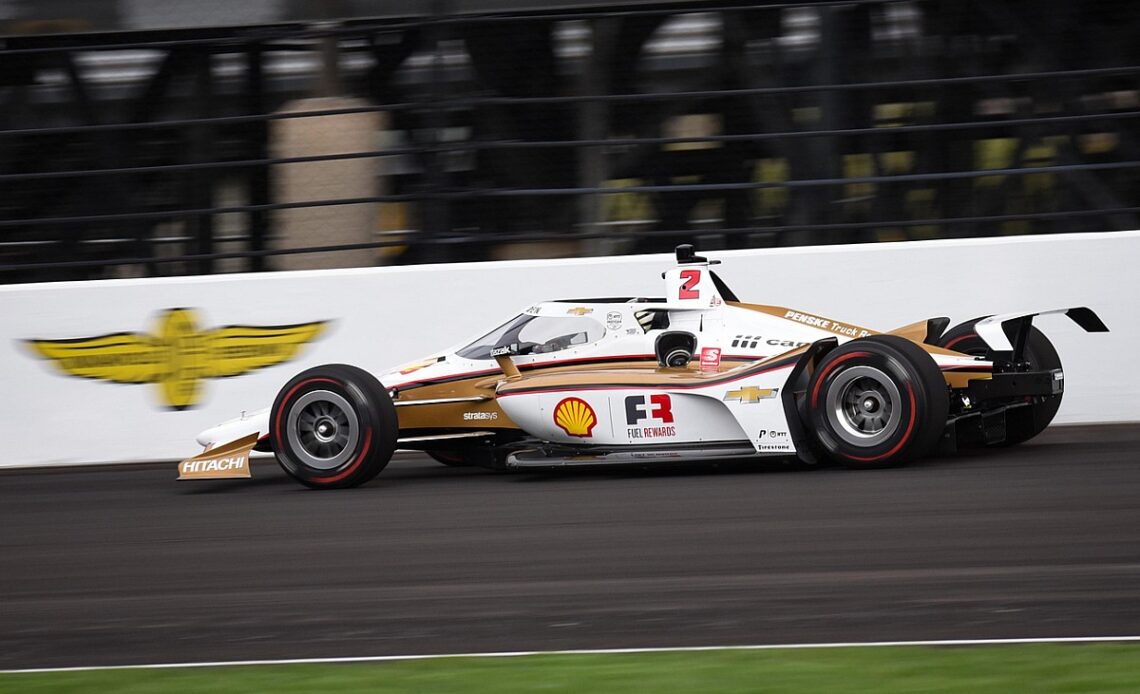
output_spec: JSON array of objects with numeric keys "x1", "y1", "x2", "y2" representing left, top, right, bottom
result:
[
  {"x1": 201, "y1": 322, "x2": 327, "y2": 378},
  {"x1": 26, "y1": 309, "x2": 328, "y2": 409},
  {"x1": 26, "y1": 333, "x2": 166, "y2": 385}
]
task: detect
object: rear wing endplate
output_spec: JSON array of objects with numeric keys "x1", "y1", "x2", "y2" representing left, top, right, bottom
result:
[{"x1": 974, "y1": 307, "x2": 1108, "y2": 355}]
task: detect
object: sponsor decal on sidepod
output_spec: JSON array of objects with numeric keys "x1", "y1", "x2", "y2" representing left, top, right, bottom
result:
[
  {"x1": 553, "y1": 397, "x2": 597, "y2": 437},
  {"x1": 699, "y1": 347, "x2": 721, "y2": 372},
  {"x1": 625, "y1": 393, "x2": 677, "y2": 439},
  {"x1": 463, "y1": 411, "x2": 499, "y2": 421},
  {"x1": 723, "y1": 386, "x2": 780, "y2": 404}
]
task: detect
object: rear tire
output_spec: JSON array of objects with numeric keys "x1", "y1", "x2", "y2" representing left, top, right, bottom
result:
[
  {"x1": 270, "y1": 364, "x2": 398, "y2": 489},
  {"x1": 806, "y1": 335, "x2": 948, "y2": 468},
  {"x1": 939, "y1": 318, "x2": 1062, "y2": 446}
]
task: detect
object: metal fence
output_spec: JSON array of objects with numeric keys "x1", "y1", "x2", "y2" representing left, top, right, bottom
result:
[{"x1": 1, "y1": 0, "x2": 1138, "y2": 282}]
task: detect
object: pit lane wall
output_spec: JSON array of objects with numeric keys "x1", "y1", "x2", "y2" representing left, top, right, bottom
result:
[{"x1": 2, "y1": 230, "x2": 1137, "y2": 468}]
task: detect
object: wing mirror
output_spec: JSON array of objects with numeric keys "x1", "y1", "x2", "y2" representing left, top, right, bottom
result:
[{"x1": 491, "y1": 345, "x2": 521, "y2": 380}]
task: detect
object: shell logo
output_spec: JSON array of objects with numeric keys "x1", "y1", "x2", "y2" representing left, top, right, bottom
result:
[{"x1": 553, "y1": 397, "x2": 597, "y2": 437}]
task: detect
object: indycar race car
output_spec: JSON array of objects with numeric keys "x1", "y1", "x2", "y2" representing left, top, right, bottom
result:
[{"x1": 183, "y1": 245, "x2": 1107, "y2": 488}]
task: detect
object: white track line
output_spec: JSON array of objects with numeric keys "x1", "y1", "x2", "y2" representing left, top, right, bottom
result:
[{"x1": 4, "y1": 636, "x2": 1140, "y2": 675}]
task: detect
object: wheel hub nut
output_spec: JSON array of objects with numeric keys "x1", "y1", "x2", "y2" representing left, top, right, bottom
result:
[{"x1": 314, "y1": 416, "x2": 337, "y2": 442}]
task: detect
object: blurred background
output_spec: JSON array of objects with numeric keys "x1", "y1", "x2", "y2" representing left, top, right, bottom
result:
[{"x1": 1, "y1": 0, "x2": 1137, "y2": 283}]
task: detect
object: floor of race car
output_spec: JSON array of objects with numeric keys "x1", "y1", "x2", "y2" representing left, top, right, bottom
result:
[{"x1": 1, "y1": 424, "x2": 1138, "y2": 669}]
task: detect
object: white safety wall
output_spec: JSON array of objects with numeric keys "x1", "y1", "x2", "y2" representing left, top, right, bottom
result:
[{"x1": 2, "y1": 231, "x2": 1136, "y2": 468}]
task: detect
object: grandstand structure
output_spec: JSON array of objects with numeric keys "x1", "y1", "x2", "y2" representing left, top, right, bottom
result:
[{"x1": 1, "y1": 0, "x2": 1137, "y2": 281}]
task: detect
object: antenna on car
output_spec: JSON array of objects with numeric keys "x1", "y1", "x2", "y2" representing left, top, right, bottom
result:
[
  {"x1": 675, "y1": 244, "x2": 720, "y2": 265},
  {"x1": 668, "y1": 244, "x2": 739, "y2": 302}
]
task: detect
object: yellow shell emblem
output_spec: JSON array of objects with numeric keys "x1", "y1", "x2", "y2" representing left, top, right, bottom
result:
[{"x1": 553, "y1": 397, "x2": 597, "y2": 438}]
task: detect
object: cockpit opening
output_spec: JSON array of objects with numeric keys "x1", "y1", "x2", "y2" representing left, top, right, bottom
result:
[{"x1": 456, "y1": 314, "x2": 606, "y2": 360}]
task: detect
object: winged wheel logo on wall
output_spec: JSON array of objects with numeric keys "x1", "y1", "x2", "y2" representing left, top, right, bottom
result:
[{"x1": 25, "y1": 308, "x2": 329, "y2": 409}]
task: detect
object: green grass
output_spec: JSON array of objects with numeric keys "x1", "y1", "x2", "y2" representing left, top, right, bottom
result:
[{"x1": 3, "y1": 644, "x2": 1139, "y2": 693}]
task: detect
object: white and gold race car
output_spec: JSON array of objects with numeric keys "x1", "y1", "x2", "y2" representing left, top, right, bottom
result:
[{"x1": 183, "y1": 245, "x2": 1107, "y2": 488}]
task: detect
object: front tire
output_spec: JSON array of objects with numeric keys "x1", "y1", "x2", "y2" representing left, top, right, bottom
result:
[
  {"x1": 938, "y1": 318, "x2": 1062, "y2": 446},
  {"x1": 270, "y1": 364, "x2": 398, "y2": 489},
  {"x1": 806, "y1": 335, "x2": 948, "y2": 468}
]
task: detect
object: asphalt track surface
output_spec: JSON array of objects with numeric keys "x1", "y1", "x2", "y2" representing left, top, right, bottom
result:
[{"x1": 2, "y1": 425, "x2": 1139, "y2": 669}]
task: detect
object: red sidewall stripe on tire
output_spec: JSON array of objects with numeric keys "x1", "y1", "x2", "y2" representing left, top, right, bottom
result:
[
  {"x1": 943, "y1": 333, "x2": 978, "y2": 351},
  {"x1": 274, "y1": 378, "x2": 340, "y2": 447},
  {"x1": 841, "y1": 383, "x2": 917, "y2": 464},
  {"x1": 810, "y1": 352, "x2": 869, "y2": 408},
  {"x1": 274, "y1": 377, "x2": 375, "y2": 485},
  {"x1": 320, "y1": 428, "x2": 373, "y2": 485}
]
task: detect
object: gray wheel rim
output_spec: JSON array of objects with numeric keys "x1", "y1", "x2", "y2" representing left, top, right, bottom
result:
[
  {"x1": 825, "y1": 365, "x2": 902, "y2": 447},
  {"x1": 286, "y1": 390, "x2": 360, "y2": 470}
]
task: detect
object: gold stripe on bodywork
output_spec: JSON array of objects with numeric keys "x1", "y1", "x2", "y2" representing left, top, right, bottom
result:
[
  {"x1": 391, "y1": 359, "x2": 685, "y2": 431},
  {"x1": 730, "y1": 302, "x2": 990, "y2": 386}
]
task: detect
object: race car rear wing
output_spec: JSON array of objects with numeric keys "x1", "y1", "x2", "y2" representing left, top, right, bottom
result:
[{"x1": 974, "y1": 307, "x2": 1108, "y2": 359}]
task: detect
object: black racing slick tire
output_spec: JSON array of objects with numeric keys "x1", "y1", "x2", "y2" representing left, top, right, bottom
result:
[
  {"x1": 806, "y1": 335, "x2": 949, "y2": 468},
  {"x1": 938, "y1": 318, "x2": 1062, "y2": 446},
  {"x1": 270, "y1": 364, "x2": 398, "y2": 489}
]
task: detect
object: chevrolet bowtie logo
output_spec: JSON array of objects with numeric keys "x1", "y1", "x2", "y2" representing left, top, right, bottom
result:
[
  {"x1": 565, "y1": 307, "x2": 594, "y2": 316},
  {"x1": 26, "y1": 308, "x2": 328, "y2": 410},
  {"x1": 723, "y1": 386, "x2": 779, "y2": 403}
]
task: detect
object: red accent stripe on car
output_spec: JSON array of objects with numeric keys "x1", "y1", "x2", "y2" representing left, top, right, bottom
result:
[
  {"x1": 496, "y1": 357, "x2": 800, "y2": 397},
  {"x1": 390, "y1": 354, "x2": 659, "y2": 390}
]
